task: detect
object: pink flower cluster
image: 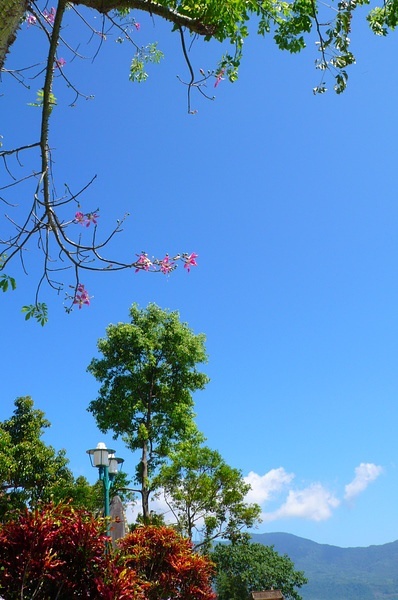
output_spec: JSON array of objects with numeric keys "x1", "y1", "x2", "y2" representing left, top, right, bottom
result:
[
  {"x1": 134, "y1": 252, "x2": 198, "y2": 274},
  {"x1": 75, "y1": 211, "x2": 99, "y2": 227},
  {"x1": 73, "y1": 284, "x2": 91, "y2": 309},
  {"x1": 183, "y1": 252, "x2": 198, "y2": 272},
  {"x1": 55, "y1": 57, "x2": 66, "y2": 68},
  {"x1": 26, "y1": 7, "x2": 56, "y2": 26},
  {"x1": 135, "y1": 254, "x2": 153, "y2": 273},
  {"x1": 26, "y1": 13, "x2": 37, "y2": 26},
  {"x1": 43, "y1": 7, "x2": 56, "y2": 24}
]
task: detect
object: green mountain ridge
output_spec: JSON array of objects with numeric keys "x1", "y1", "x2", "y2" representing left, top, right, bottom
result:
[{"x1": 251, "y1": 532, "x2": 398, "y2": 600}]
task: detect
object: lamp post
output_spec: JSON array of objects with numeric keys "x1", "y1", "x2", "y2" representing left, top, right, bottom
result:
[{"x1": 86, "y1": 442, "x2": 124, "y2": 521}]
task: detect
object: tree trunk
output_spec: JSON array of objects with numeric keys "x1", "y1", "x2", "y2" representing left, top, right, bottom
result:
[
  {"x1": 0, "y1": 0, "x2": 28, "y2": 69},
  {"x1": 140, "y1": 440, "x2": 150, "y2": 521}
]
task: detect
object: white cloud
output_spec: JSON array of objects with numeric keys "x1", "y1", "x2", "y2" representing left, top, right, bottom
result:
[
  {"x1": 125, "y1": 462, "x2": 383, "y2": 527},
  {"x1": 244, "y1": 468, "x2": 295, "y2": 504},
  {"x1": 344, "y1": 463, "x2": 383, "y2": 501},
  {"x1": 262, "y1": 483, "x2": 340, "y2": 522}
]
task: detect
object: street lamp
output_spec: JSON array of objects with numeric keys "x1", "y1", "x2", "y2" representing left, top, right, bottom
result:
[{"x1": 86, "y1": 442, "x2": 124, "y2": 520}]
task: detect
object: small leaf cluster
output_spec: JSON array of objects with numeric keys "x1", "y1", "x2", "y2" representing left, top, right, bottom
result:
[
  {"x1": 28, "y1": 89, "x2": 57, "y2": 111},
  {"x1": 21, "y1": 303, "x2": 48, "y2": 326},
  {"x1": 0, "y1": 274, "x2": 16, "y2": 293},
  {"x1": 129, "y1": 43, "x2": 164, "y2": 83}
]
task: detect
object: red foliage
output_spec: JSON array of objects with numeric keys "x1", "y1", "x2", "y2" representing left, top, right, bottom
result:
[
  {"x1": 0, "y1": 506, "x2": 214, "y2": 600},
  {"x1": 0, "y1": 503, "x2": 141, "y2": 599},
  {"x1": 118, "y1": 525, "x2": 216, "y2": 600}
]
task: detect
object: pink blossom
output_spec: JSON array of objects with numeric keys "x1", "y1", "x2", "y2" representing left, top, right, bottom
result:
[
  {"x1": 214, "y1": 69, "x2": 225, "y2": 88},
  {"x1": 135, "y1": 253, "x2": 153, "y2": 273},
  {"x1": 159, "y1": 255, "x2": 175, "y2": 274},
  {"x1": 55, "y1": 57, "x2": 66, "y2": 68},
  {"x1": 43, "y1": 7, "x2": 56, "y2": 24},
  {"x1": 74, "y1": 211, "x2": 99, "y2": 227},
  {"x1": 85, "y1": 212, "x2": 99, "y2": 227},
  {"x1": 134, "y1": 22, "x2": 141, "y2": 30},
  {"x1": 183, "y1": 252, "x2": 198, "y2": 272},
  {"x1": 73, "y1": 284, "x2": 91, "y2": 309},
  {"x1": 75, "y1": 211, "x2": 85, "y2": 225},
  {"x1": 26, "y1": 13, "x2": 37, "y2": 26}
]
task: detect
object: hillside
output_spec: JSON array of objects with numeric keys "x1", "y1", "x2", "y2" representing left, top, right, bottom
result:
[{"x1": 251, "y1": 532, "x2": 398, "y2": 600}]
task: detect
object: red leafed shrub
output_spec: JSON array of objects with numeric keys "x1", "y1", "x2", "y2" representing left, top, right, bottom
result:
[
  {"x1": 0, "y1": 503, "x2": 141, "y2": 599},
  {"x1": 118, "y1": 525, "x2": 216, "y2": 600}
]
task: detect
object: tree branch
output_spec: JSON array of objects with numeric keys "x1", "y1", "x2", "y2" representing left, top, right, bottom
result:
[{"x1": 72, "y1": 0, "x2": 218, "y2": 37}]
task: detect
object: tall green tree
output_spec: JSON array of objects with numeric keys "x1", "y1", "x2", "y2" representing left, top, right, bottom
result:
[
  {"x1": 156, "y1": 440, "x2": 261, "y2": 550},
  {"x1": 211, "y1": 538, "x2": 308, "y2": 600},
  {"x1": 0, "y1": 396, "x2": 72, "y2": 517},
  {"x1": 87, "y1": 302, "x2": 209, "y2": 520}
]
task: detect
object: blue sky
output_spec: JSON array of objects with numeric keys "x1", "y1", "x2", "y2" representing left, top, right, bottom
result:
[{"x1": 1, "y1": 3, "x2": 398, "y2": 548}]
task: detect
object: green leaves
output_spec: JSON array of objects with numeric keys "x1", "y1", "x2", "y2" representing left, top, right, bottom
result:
[
  {"x1": 156, "y1": 440, "x2": 261, "y2": 549},
  {"x1": 212, "y1": 540, "x2": 308, "y2": 600},
  {"x1": 21, "y1": 303, "x2": 48, "y2": 326},
  {"x1": 0, "y1": 397, "x2": 75, "y2": 519},
  {"x1": 0, "y1": 273, "x2": 16, "y2": 292},
  {"x1": 28, "y1": 89, "x2": 57, "y2": 111},
  {"x1": 367, "y1": 0, "x2": 398, "y2": 34},
  {"x1": 129, "y1": 43, "x2": 164, "y2": 83}
]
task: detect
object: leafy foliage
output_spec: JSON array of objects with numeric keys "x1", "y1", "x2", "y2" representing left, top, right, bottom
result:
[
  {"x1": 156, "y1": 440, "x2": 261, "y2": 549},
  {"x1": 0, "y1": 274, "x2": 16, "y2": 293},
  {"x1": 0, "y1": 503, "x2": 143, "y2": 599},
  {"x1": 21, "y1": 303, "x2": 49, "y2": 326},
  {"x1": 0, "y1": 397, "x2": 73, "y2": 518},
  {"x1": 118, "y1": 525, "x2": 216, "y2": 600},
  {"x1": 88, "y1": 302, "x2": 209, "y2": 519},
  {"x1": 129, "y1": 43, "x2": 164, "y2": 82},
  {"x1": 211, "y1": 538, "x2": 308, "y2": 600},
  {"x1": 0, "y1": 507, "x2": 215, "y2": 600}
]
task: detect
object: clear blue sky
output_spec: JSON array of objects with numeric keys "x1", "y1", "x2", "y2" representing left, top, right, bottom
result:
[{"x1": 1, "y1": 3, "x2": 398, "y2": 549}]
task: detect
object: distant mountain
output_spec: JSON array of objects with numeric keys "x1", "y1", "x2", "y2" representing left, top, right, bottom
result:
[{"x1": 251, "y1": 532, "x2": 398, "y2": 600}]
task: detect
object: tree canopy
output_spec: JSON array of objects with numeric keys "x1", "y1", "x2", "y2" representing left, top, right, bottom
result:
[
  {"x1": 87, "y1": 302, "x2": 209, "y2": 519},
  {"x1": 155, "y1": 440, "x2": 261, "y2": 550},
  {"x1": 211, "y1": 538, "x2": 308, "y2": 600},
  {"x1": 0, "y1": 396, "x2": 73, "y2": 517}
]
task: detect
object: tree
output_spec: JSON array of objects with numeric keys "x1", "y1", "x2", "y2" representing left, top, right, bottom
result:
[
  {"x1": 155, "y1": 440, "x2": 262, "y2": 550},
  {"x1": 0, "y1": 396, "x2": 73, "y2": 518},
  {"x1": 118, "y1": 524, "x2": 216, "y2": 600},
  {"x1": 87, "y1": 302, "x2": 209, "y2": 520},
  {"x1": 211, "y1": 538, "x2": 308, "y2": 600},
  {"x1": 1, "y1": 0, "x2": 395, "y2": 320}
]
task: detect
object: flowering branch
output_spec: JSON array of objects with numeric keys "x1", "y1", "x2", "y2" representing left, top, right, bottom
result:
[{"x1": 0, "y1": 2, "x2": 204, "y2": 324}]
